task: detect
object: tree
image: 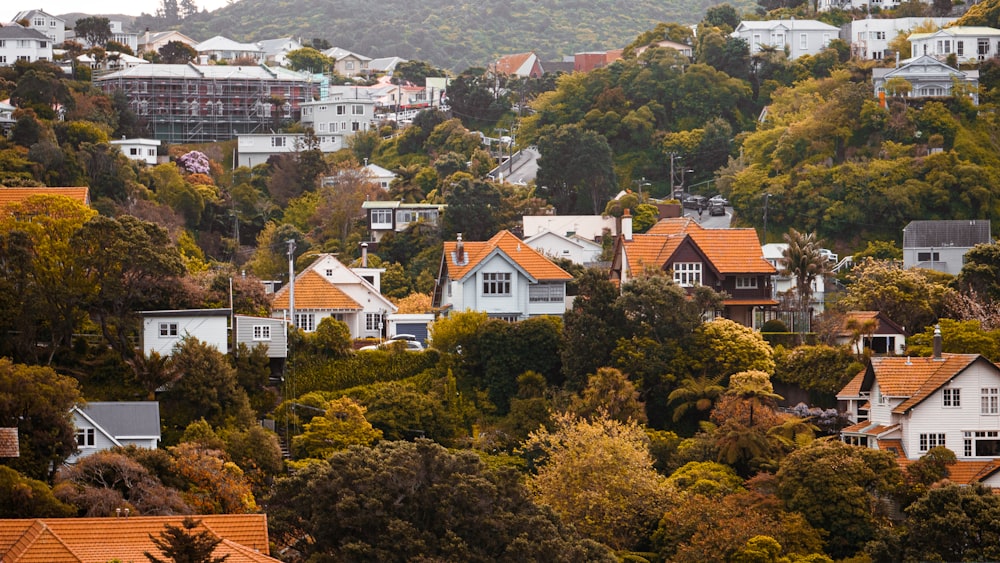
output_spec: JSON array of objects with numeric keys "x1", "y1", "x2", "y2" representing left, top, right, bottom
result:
[
  {"x1": 667, "y1": 461, "x2": 744, "y2": 497},
  {"x1": 291, "y1": 397, "x2": 382, "y2": 459},
  {"x1": 145, "y1": 517, "x2": 229, "y2": 563},
  {"x1": 560, "y1": 269, "x2": 628, "y2": 390},
  {"x1": 780, "y1": 229, "x2": 830, "y2": 331},
  {"x1": 285, "y1": 47, "x2": 333, "y2": 73},
  {"x1": 159, "y1": 41, "x2": 197, "y2": 64},
  {"x1": 440, "y1": 177, "x2": 501, "y2": 240},
  {"x1": 906, "y1": 318, "x2": 1000, "y2": 361},
  {"x1": 957, "y1": 241, "x2": 1000, "y2": 302},
  {"x1": 0, "y1": 359, "x2": 82, "y2": 482},
  {"x1": 447, "y1": 67, "x2": 510, "y2": 122},
  {"x1": 0, "y1": 466, "x2": 76, "y2": 517},
  {"x1": 669, "y1": 375, "x2": 726, "y2": 423},
  {"x1": 523, "y1": 411, "x2": 673, "y2": 550},
  {"x1": 536, "y1": 124, "x2": 617, "y2": 214},
  {"x1": 689, "y1": 319, "x2": 776, "y2": 381},
  {"x1": 392, "y1": 60, "x2": 446, "y2": 85},
  {"x1": 838, "y1": 257, "x2": 953, "y2": 335},
  {"x1": 265, "y1": 439, "x2": 615, "y2": 561},
  {"x1": 74, "y1": 17, "x2": 112, "y2": 47},
  {"x1": 900, "y1": 483, "x2": 1000, "y2": 561},
  {"x1": 704, "y1": 4, "x2": 740, "y2": 30},
  {"x1": 568, "y1": 367, "x2": 647, "y2": 424},
  {"x1": 726, "y1": 371, "x2": 783, "y2": 427}
]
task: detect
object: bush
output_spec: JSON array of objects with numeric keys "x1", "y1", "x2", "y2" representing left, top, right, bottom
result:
[{"x1": 760, "y1": 319, "x2": 788, "y2": 332}]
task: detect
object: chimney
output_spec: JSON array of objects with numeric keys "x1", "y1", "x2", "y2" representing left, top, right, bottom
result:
[
  {"x1": 622, "y1": 209, "x2": 633, "y2": 241},
  {"x1": 361, "y1": 242, "x2": 369, "y2": 267},
  {"x1": 455, "y1": 233, "x2": 465, "y2": 265},
  {"x1": 933, "y1": 323, "x2": 943, "y2": 360}
]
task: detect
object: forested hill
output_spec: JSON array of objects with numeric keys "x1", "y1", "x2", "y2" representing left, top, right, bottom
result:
[{"x1": 163, "y1": 0, "x2": 755, "y2": 71}]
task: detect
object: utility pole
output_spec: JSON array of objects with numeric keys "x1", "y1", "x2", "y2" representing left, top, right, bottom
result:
[
  {"x1": 286, "y1": 239, "x2": 297, "y2": 328},
  {"x1": 762, "y1": 193, "x2": 772, "y2": 244}
]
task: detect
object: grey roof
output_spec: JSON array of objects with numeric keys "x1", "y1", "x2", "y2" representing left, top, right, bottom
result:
[
  {"x1": 141, "y1": 308, "x2": 232, "y2": 317},
  {"x1": 78, "y1": 402, "x2": 161, "y2": 439},
  {"x1": 11, "y1": 9, "x2": 62, "y2": 23},
  {"x1": 903, "y1": 220, "x2": 992, "y2": 248},
  {"x1": 0, "y1": 25, "x2": 51, "y2": 41},
  {"x1": 95, "y1": 63, "x2": 315, "y2": 82}
]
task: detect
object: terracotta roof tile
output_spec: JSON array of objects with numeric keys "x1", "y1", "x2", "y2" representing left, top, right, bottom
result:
[
  {"x1": 882, "y1": 354, "x2": 979, "y2": 413},
  {"x1": 0, "y1": 514, "x2": 275, "y2": 563},
  {"x1": 837, "y1": 369, "x2": 866, "y2": 399},
  {"x1": 621, "y1": 218, "x2": 774, "y2": 276},
  {"x1": 0, "y1": 188, "x2": 90, "y2": 210},
  {"x1": 496, "y1": 53, "x2": 533, "y2": 75},
  {"x1": 442, "y1": 231, "x2": 572, "y2": 282},
  {"x1": 943, "y1": 460, "x2": 1000, "y2": 485},
  {"x1": 272, "y1": 269, "x2": 361, "y2": 311}
]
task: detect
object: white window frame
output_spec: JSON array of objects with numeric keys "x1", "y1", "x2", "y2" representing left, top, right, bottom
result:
[
  {"x1": 76, "y1": 427, "x2": 95, "y2": 447},
  {"x1": 799, "y1": 33, "x2": 808, "y2": 49},
  {"x1": 365, "y1": 313, "x2": 381, "y2": 331},
  {"x1": 482, "y1": 272, "x2": 512, "y2": 296},
  {"x1": 159, "y1": 322, "x2": 178, "y2": 337},
  {"x1": 371, "y1": 209, "x2": 392, "y2": 227},
  {"x1": 253, "y1": 325, "x2": 271, "y2": 341},
  {"x1": 983, "y1": 388, "x2": 999, "y2": 414},
  {"x1": 943, "y1": 388, "x2": 960, "y2": 407},
  {"x1": 673, "y1": 262, "x2": 702, "y2": 287},
  {"x1": 735, "y1": 276, "x2": 757, "y2": 289},
  {"x1": 919, "y1": 433, "x2": 946, "y2": 452},
  {"x1": 295, "y1": 313, "x2": 315, "y2": 332}
]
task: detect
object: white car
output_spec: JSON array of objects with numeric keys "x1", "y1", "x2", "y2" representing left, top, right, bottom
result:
[
  {"x1": 359, "y1": 335, "x2": 425, "y2": 352},
  {"x1": 819, "y1": 248, "x2": 838, "y2": 263}
]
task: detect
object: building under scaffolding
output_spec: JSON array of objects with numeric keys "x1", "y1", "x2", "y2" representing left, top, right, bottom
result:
[{"x1": 95, "y1": 63, "x2": 320, "y2": 144}]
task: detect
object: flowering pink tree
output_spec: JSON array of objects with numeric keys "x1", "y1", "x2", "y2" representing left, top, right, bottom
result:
[{"x1": 178, "y1": 151, "x2": 210, "y2": 175}]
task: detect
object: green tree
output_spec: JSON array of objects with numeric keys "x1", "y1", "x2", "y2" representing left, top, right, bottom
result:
[
  {"x1": 285, "y1": 47, "x2": 333, "y2": 73},
  {"x1": 667, "y1": 460, "x2": 744, "y2": 497},
  {"x1": 560, "y1": 269, "x2": 628, "y2": 390},
  {"x1": 392, "y1": 60, "x2": 446, "y2": 85},
  {"x1": 159, "y1": 41, "x2": 197, "y2": 64},
  {"x1": 906, "y1": 318, "x2": 1000, "y2": 361},
  {"x1": 726, "y1": 371, "x2": 783, "y2": 428},
  {"x1": 74, "y1": 16, "x2": 112, "y2": 47},
  {"x1": 704, "y1": 4, "x2": 740, "y2": 30},
  {"x1": 957, "y1": 241, "x2": 1000, "y2": 302},
  {"x1": 900, "y1": 483, "x2": 1000, "y2": 561},
  {"x1": 145, "y1": 517, "x2": 229, "y2": 563},
  {"x1": 568, "y1": 367, "x2": 646, "y2": 424},
  {"x1": 292, "y1": 397, "x2": 382, "y2": 459},
  {"x1": 536, "y1": 124, "x2": 616, "y2": 214},
  {"x1": 780, "y1": 229, "x2": 830, "y2": 330},
  {"x1": 838, "y1": 257, "x2": 953, "y2": 335},
  {"x1": 668, "y1": 374, "x2": 726, "y2": 424},
  {"x1": 0, "y1": 466, "x2": 76, "y2": 517},
  {"x1": 441, "y1": 177, "x2": 501, "y2": 240},
  {"x1": 689, "y1": 319, "x2": 776, "y2": 381},
  {"x1": 53, "y1": 449, "x2": 190, "y2": 516}
]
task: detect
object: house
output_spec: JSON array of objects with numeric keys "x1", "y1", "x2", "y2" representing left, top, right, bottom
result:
[
  {"x1": 820, "y1": 0, "x2": 933, "y2": 12},
  {"x1": 432, "y1": 230, "x2": 574, "y2": 321},
  {"x1": 522, "y1": 214, "x2": 617, "y2": 243},
  {"x1": 762, "y1": 242, "x2": 827, "y2": 315},
  {"x1": 908, "y1": 26, "x2": 1000, "y2": 63},
  {"x1": 573, "y1": 50, "x2": 624, "y2": 72},
  {"x1": 835, "y1": 311, "x2": 907, "y2": 355},
  {"x1": 299, "y1": 88, "x2": 376, "y2": 137},
  {"x1": 88, "y1": 51, "x2": 151, "y2": 72},
  {"x1": 322, "y1": 47, "x2": 372, "y2": 77},
  {"x1": 0, "y1": 187, "x2": 90, "y2": 212},
  {"x1": 873, "y1": 55, "x2": 979, "y2": 104},
  {"x1": 95, "y1": 64, "x2": 319, "y2": 143},
  {"x1": 69, "y1": 401, "x2": 160, "y2": 463},
  {"x1": 0, "y1": 99, "x2": 14, "y2": 134},
  {"x1": 233, "y1": 315, "x2": 287, "y2": 358},
  {"x1": 10, "y1": 9, "x2": 65, "y2": 44},
  {"x1": 523, "y1": 229, "x2": 604, "y2": 266},
  {"x1": 363, "y1": 163, "x2": 397, "y2": 190},
  {"x1": 257, "y1": 36, "x2": 302, "y2": 66},
  {"x1": 732, "y1": 19, "x2": 838, "y2": 59},
  {"x1": 369, "y1": 56, "x2": 406, "y2": 75},
  {"x1": 362, "y1": 200, "x2": 445, "y2": 242},
  {"x1": 495, "y1": 52, "x2": 544, "y2": 78},
  {"x1": 236, "y1": 133, "x2": 342, "y2": 167},
  {"x1": 610, "y1": 215, "x2": 777, "y2": 328},
  {"x1": 902, "y1": 219, "x2": 992, "y2": 275},
  {"x1": 140, "y1": 308, "x2": 231, "y2": 356},
  {"x1": 271, "y1": 254, "x2": 397, "y2": 339},
  {"x1": 137, "y1": 29, "x2": 197, "y2": 55},
  {"x1": 70, "y1": 20, "x2": 139, "y2": 52},
  {"x1": 0, "y1": 25, "x2": 53, "y2": 65},
  {"x1": 634, "y1": 40, "x2": 693, "y2": 59},
  {"x1": 111, "y1": 137, "x2": 161, "y2": 165},
  {"x1": 838, "y1": 331, "x2": 1000, "y2": 485},
  {"x1": 846, "y1": 17, "x2": 956, "y2": 60},
  {"x1": 0, "y1": 514, "x2": 279, "y2": 562},
  {"x1": 195, "y1": 35, "x2": 264, "y2": 64}
]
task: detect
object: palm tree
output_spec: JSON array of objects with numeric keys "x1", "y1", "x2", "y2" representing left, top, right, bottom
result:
[
  {"x1": 727, "y1": 370, "x2": 783, "y2": 427},
  {"x1": 668, "y1": 375, "x2": 725, "y2": 422},
  {"x1": 780, "y1": 229, "x2": 830, "y2": 332}
]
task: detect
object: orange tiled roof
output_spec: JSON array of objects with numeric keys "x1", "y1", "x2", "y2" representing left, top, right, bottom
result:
[
  {"x1": 0, "y1": 187, "x2": 90, "y2": 210},
  {"x1": 272, "y1": 269, "x2": 361, "y2": 311},
  {"x1": 442, "y1": 230, "x2": 572, "y2": 282},
  {"x1": 0, "y1": 514, "x2": 276, "y2": 562},
  {"x1": 496, "y1": 53, "x2": 533, "y2": 75},
  {"x1": 837, "y1": 311, "x2": 906, "y2": 337},
  {"x1": 879, "y1": 354, "x2": 980, "y2": 413},
  {"x1": 623, "y1": 218, "x2": 775, "y2": 275},
  {"x1": 878, "y1": 439, "x2": 907, "y2": 461},
  {"x1": 943, "y1": 460, "x2": 1000, "y2": 485},
  {"x1": 837, "y1": 369, "x2": 866, "y2": 399}
]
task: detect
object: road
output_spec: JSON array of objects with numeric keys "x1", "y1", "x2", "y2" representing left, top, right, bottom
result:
[
  {"x1": 682, "y1": 206, "x2": 733, "y2": 229},
  {"x1": 488, "y1": 146, "x2": 539, "y2": 185}
]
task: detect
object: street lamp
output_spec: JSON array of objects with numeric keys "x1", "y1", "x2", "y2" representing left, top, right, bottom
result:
[{"x1": 634, "y1": 177, "x2": 651, "y2": 200}]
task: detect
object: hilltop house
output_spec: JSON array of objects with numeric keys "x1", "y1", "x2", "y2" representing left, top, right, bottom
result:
[
  {"x1": 258, "y1": 36, "x2": 302, "y2": 66},
  {"x1": 362, "y1": 200, "x2": 444, "y2": 242},
  {"x1": 873, "y1": 56, "x2": 979, "y2": 105},
  {"x1": 495, "y1": 52, "x2": 544, "y2": 78},
  {"x1": 433, "y1": 230, "x2": 573, "y2": 321},
  {"x1": 322, "y1": 47, "x2": 372, "y2": 77},
  {"x1": 299, "y1": 88, "x2": 376, "y2": 137},
  {"x1": 141, "y1": 308, "x2": 231, "y2": 356},
  {"x1": 271, "y1": 254, "x2": 397, "y2": 339},
  {"x1": 137, "y1": 30, "x2": 197, "y2": 55},
  {"x1": 0, "y1": 25, "x2": 53, "y2": 65},
  {"x1": 610, "y1": 215, "x2": 777, "y2": 328},
  {"x1": 847, "y1": 17, "x2": 956, "y2": 60},
  {"x1": 908, "y1": 26, "x2": 1000, "y2": 64},
  {"x1": 111, "y1": 137, "x2": 161, "y2": 165},
  {"x1": 69, "y1": 402, "x2": 161, "y2": 463},
  {"x1": 195, "y1": 35, "x2": 264, "y2": 64},
  {"x1": 834, "y1": 311, "x2": 907, "y2": 355},
  {"x1": 902, "y1": 219, "x2": 991, "y2": 275},
  {"x1": 838, "y1": 331, "x2": 1000, "y2": 485},
  {"x1": 236, "y1": 133, "x2": 343, "y2": 167},
  {"x1": 523, "y1": 229, "x2": 604, "y2": 266},
  {"x1": 10, "y1": 9, "x2": 65, "y2": 44},
  {"x1": 732, "y1": 19, "x2": 838, "y2": 59}
]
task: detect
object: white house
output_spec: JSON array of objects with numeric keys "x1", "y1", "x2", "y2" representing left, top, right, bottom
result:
[
  {"x1": 847, "y1": 17, "x2": 956, "y2": 60},
  {"x1": 363, "y1": 163, "x2": 396, "y2": 190},
  {"x1": 762, "y1": 242, "x2": 828, "y2": 315},
  {"x1": 523, "y1": 229, "x2": 604, "y2": 266},
  {"x1": 236, "y1": 133, "x2": 343, "y2": 167},
  {"x1": 634, "y1": 39, "x2": 693, "y2": 59},
  {"x1": 140, "y1": 308, "x2": 230, "y2": 356},
  {"x1": 137, "y1": 30, "x2": 197, "y2": 56},
  {"x1": 108, "y1": 21, "x2": 139, "y2": 52},
  {"x1": 271, "y1": 254, "x2": 397, "y2": 339},
  {"x1": 834, "y1": 311, "x2": 907, "y2": 356},
  {"x1": 11, "y1": 9, "x2": 65, "y2": 44},
  {"x1": 432, "y1": 230, "x2": 574, "y2": 321},
  {"x1": 838, "y1": 334, "x2": 1000, "y2": 485},
  {"x1": 69, "y1": 401, "x2": 161, "y2": 463},
  {"x1": 732, "y1": 19, "x2": 838, "y2": 59},
  {"x1": 299, "y1": 89, "x2": 376, "y2": 136},
  {"x1": 233, "y1": 315, "x2": 287, "y2": 358},
  {"x1": 369, "y1": 56, "x2": 406, "y2": 75},
  {"x1": 257, "y1": 36, "x2": 302, "y2": 67},
  {"x1": 873, "y1": 56, "x2": 979, "y2": 104},
  {"x1": 902, "y1": 220, "x2": 992, "y2": 275},
  {"x1": 111, "y1": 137, "x2": 160, "y2": 165},
  {"x1": 0, "y1": 99, "x2": 15, "y2": 134},
  {"x1": 908, "y1": 26, "x2": 1000, "y2": 63},
  {"x1": 362, "y1": 200, "x2": 445, "y2": 242},
  {"x1": 195, "y1": 35, "x2": 264, "y2": 64},
  {"x1": 522, "y1": 214, "x2": 617, "y2": 243},
  {"x1": 0, "y1": 25, "x2": 53, "y2": 65},
  {"x1": 322, "y1": 47, "x2": 371, "y2": 77}
]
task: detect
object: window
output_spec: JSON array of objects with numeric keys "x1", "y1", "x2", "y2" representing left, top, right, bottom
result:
[
  {"x1": 271, "y1": 136, "x2": 286, "y2": 147},
  {"x1": 735, "y1": 277, "x2": 758, "y2": 289},
  {"x1": 673, "y1": 262, "x2": 702, "y2": 287},
  {"x1": 983, "y1": 388, "x2": 999, "y2": 414},
  {"x1": 943, "y1": 388, "x2": 960, "y2": 407},
  {"x1": 371, "y1": 209, "x2": 392, "y2": 227},
  {"x1": 529, "y1": 283, "x2": 565, "y2": 303},
  {"x1": 337, "y1": 105, "x2": 346, "y2": 115},
  {"x1": 325, "y1": 269, "x2": 333, "y2": 276},
  {"x1": 253, "y1": 325, "x2": 271, "y2": 341},
  {"x1": 799, "y1": 33, "x2": 807, "y2": 49},
  {"x1": 295, "y1": 313, "x2": 315, "y2": 332},
  {"x1": 958, "y1": 41, "x2": 964, "y2": 56},
  {"x1": 352, "y1": 122, "x2": 361, "y2": 131},
  {"x1": 483, "y1": 272, "x2": 511, "y2": 296},
  {"x1": 365, "y1": 313, "x2": 381, "y2": 331},
  {"x1": 919, "y1": 433, "x2": 946, "y2": 452},
  {"x1": 917, "y1": 251, "x2": 940, "y2": 262},
  {"x1": 0, "y1": 56, "x2": 5, "y2": 64},
  {"x1": 346, "y1": 61, "x2": 355, "y2": 70},
  {"x1": 875, "y1": 31, "x2": 886, "y2": 40},
  {"x1": 352, "y1": 104, "x2": 365, "y2": 115},
  {"x1": 130, "y1": 148, "x2": 140, "y2": 156},
  {"x1": 965, "y1": 431, "x2": 1000, "y2": 457},
  {"x1": 159, "y1": 322, "x2": 178, "y2": 337},
  {"x1": 76, "y1": 428, "x2": 95, "y2": 447},
  {"x1": 49, "y1": 20, "x2": 56, "y2": 27},
  {"x1": 33, "y1": 17, "x2": 45, "y2": 26}
]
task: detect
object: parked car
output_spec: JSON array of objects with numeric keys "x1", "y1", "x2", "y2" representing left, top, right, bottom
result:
[
  {"x1": 709, "y1": 194, "x2": 729, "y2": 206},
  {"x1": 359, "y1": 335, "x2": 425, "y2": 352},
  {"x1": 708, "y1": 201, "x2": 726, "y2": 216},
  {"x1": 819, "y1": 248, "x2": 838, "y2": 263},
  {"x1": 683, "y1": 195, "x2": 708, "y2": 209}
]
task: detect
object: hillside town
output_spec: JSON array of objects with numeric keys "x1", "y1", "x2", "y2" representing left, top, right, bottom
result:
[{"x1": 2, "y1": 0, "x2": 1000, "y2": 560}]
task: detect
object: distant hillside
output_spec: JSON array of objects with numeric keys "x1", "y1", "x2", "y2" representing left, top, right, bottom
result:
[{"x1": 154, "y1": 0, "x2": 757, "y2": 71}]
